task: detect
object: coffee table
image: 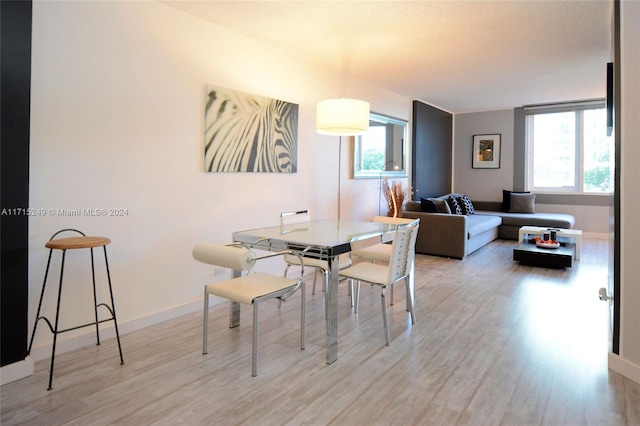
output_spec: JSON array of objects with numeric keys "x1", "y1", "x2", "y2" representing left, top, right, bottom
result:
[
  {"x1": 513, "y1": 241, "x2": 575, "y2": 268},
  {"x1": 517, "y1": 225, "x2": 582, "y2": 260}
]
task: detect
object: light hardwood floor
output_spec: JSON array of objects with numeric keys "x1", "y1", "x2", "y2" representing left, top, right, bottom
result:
[{"x1": 2, "y1": 238, "x2": 639, "y2": 425}]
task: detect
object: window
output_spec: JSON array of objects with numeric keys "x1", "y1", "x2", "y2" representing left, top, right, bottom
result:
[
  {"x1": 356, "y1": 125, "x2": 386, "y2": 171},
  {"x1": 525, "y1": 101, "x2": 614, "y2": 194},
  {"x1": 353, "y1": 112, "x2": 408, "y2": 179}
]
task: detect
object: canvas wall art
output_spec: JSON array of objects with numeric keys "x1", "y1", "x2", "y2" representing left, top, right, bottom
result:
[{"x1": 204, "y1": 84, "x2": 299, "y2": 173}]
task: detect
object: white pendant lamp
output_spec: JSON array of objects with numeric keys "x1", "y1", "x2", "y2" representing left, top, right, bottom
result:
[{"x1": 316, "y1": 98, "x2": 370, "y2": 136}]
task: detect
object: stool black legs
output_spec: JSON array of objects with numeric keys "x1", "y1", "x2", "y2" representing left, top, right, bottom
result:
[
  {"x1": 48, "y1": 248, "x2": 67, "y2": 391},
  {"x1": 27, "y1": 229, "x2": 124, "y2": 390},
  {"x1": 102, "y1": 245, "x2": 125, "y2": 365},
  {"x1": 27, "y1": 248, "x2": 57, "y2": 389},
  {"x1": 91, "y1": 245, "x2": 101, "y2": 346}
]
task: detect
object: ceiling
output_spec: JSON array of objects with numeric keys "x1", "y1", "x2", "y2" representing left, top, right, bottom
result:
[{"x1": 163, "y1": 0, "x2": 613, "y2": 114}]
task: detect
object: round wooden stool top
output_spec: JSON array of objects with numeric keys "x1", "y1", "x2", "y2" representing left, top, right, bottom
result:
[{"x1": 45, "y1": 236, "x2": 111, "y2": 250}]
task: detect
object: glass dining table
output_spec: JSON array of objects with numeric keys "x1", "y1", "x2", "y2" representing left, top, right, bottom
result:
[{"x1": 233, "y1": 219, "x2": 398, "y2": 364}]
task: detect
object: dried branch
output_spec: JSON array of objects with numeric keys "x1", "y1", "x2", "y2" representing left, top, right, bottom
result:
[{"x1": 381, "y1": 177, "x2": 409, "y2": 217}]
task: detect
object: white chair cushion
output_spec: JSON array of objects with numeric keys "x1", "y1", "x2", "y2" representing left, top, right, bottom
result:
[
  {"x1": 351, "y1": 244, "x2": 392, "y2": 262},
  {"x1": 206, "y1": 273, "x2": 299, "y2": 305},
  {"x1": 193, "y1": 243, "x2": 255, "y2": 270},
  {"x1": 339, "y1": 262, "x2": 388, "y2": 286},
  {"x1": 351, "y1": 216, "x2": 414, "y2": 263}
]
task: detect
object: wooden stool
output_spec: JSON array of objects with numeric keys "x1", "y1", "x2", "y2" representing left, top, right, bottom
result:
[{"x1": 28, "y1": 229, "x2": 124, "y2": 390}]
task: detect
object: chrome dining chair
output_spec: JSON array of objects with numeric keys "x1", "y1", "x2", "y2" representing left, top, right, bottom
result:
[
  {"x1": 351, "y1": 216, "x2": 416, "y2": 304},
  {"x1": 351, "y1": 216, "x2": 416, "y2": 263},
  {"x1": 339, "y1": 219, "x2": 420, "y2": 346},
  {"x1": 280, "y1": 210, "x2": 352, "y2": 301},
  {"x1": 193, "y1": 243, "x2": 306, "y2": 376}
]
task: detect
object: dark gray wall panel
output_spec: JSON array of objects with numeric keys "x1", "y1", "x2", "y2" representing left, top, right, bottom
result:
[
  {"x1": 1, "y1": 0, "x2": 32, "y2": 367},
  {"x1": 411, "y1": 101, "x2": 452, "y2": 199}
]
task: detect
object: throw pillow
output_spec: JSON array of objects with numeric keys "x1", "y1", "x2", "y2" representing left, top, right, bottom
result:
[
  {"x1": 502, "y1": 189, "x2": 530, "y2": 212},
  {"x1": 420, "y1": 197, "x2": 441, "y2": 213},
  {"x1": 447, "y1": 195, "x2": 463, "y2": 215},
  {"x1": 423, "y1": 196, "x2": 451, "y2": 214},
  {"x1": 458, "y1": 194, "x2": 475, "y2": 215},
  {"x1": 433, "y1": 197, "x2": 451, "y2": 214},
  {"x1": 403, "y1": 200, "x2": 422, "y2": 212},
  {"x1": 509, "y1": 193, "x2": 536, "y2": 213}
]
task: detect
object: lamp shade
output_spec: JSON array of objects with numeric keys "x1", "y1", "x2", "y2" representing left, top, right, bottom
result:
[{"x1": 316, "y1": 98, "x2": 370, "y2": 135}]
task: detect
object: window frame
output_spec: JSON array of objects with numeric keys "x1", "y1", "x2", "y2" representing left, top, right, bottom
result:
[{"x1": 524, "y1": 100, "x2": 613, "y2": 195}]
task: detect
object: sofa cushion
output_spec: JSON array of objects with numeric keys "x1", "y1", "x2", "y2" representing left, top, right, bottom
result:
[
  {"x1": 404, "y1": 200, "x2": 422, "y2": 212},
  {"x1": 428, "y1": 196, "x2": 451, "y2": 214},
  {"x1": 450, "y1": 193, "x2": 474, "y2": 215},
  {"x1": 471, "y1": 201, "x2": 503, "y2": 211},
  {"x1": 406, "y1": 198, "x2": 451, "y2": 214},
  {"x1": 475, "y1": 210, "x2": 576, "y2": 229},
  {"x1": 420, "y1": 197, "x2": 441, "y2": 213},
  {"x1": 447, "y1": 195, "x2": 463, "y2": 215},
  {"x1": 502, "y1": 212, "x2": 575, "y2": 229},
  {"x1": 502, "y1": 189, "x2": 530, "y2": 212},
  {"x1": 509, "y1": 193, "x2": 536, "y2": 213},
  {"x1": 467, "y1": 214, "x2": 502, "y2": 239},
  {"x1": 436, "y1": 197, "x2": 452, "y2": 214},
  {"x1": 458, "y1": 194, "x2": 475, "y2": 215}
]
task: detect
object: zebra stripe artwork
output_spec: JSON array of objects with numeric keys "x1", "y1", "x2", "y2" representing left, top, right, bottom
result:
[{"x1": 204, "y1": 84, "x2": 299, "y2": 173}]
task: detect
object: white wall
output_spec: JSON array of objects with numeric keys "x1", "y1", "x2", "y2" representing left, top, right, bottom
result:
[
  {"x1": 454, "y1": 109, "x2": 610, "y2": 235},
  {"x1": 27, "y1": 1, "x2": 410, "y2": 360},
  {"x1": 453, "y1": 109, "x2": 514, "y2": 200}
]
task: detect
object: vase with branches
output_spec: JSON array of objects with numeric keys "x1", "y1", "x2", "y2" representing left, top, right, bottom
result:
[{"x1": 381, "y1": 177, "x2": 409, "y2": 217}]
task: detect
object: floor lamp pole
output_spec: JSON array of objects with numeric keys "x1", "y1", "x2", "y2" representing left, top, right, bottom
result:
[{"x1": 338, "y1": 136, "x2": 342, "y2": 220}]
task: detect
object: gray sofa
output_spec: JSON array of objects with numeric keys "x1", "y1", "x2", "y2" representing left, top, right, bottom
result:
[{"x1": 401, "y1": 196, "x2": 576, "y2": 259}]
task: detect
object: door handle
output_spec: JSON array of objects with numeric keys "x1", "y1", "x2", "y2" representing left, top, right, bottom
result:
[{"x1": 598, "y1": 287, "x2": 613, "y2": 302}]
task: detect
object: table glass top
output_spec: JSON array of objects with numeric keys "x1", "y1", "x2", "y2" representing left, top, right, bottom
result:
[{"x1": 233, "y1": 219, "x2": 395, "y2": 255}]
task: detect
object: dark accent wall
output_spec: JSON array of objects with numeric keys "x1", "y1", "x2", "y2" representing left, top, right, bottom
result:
[
  {"x1": 1, "y1": 0, "x2": 32, "y2": 367},
  {"x1": 411, "y1": 100, "x2": 453, "y2": 199}
]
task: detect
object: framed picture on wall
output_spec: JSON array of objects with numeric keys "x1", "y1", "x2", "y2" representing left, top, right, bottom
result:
[{"x1": 472, "y1": 134, "x2": 501, "y2": 169}]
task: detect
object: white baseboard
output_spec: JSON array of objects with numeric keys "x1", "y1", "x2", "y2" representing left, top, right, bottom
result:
[
  {"x1": 21, "y1": 270, "x2": 321, "y2": 364},
  {"x1": 28, "y1": 298, "x2": 205, "y2": 362},
  {"x1": 24, "y1": 274, "x2": 311, "y2": 363},
  {"x1": 608, "y1": 352, "x2": 640, "y2": 385},
  {"x1": 0, "y1": 356, "x2": 34, "y2": 385}
]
